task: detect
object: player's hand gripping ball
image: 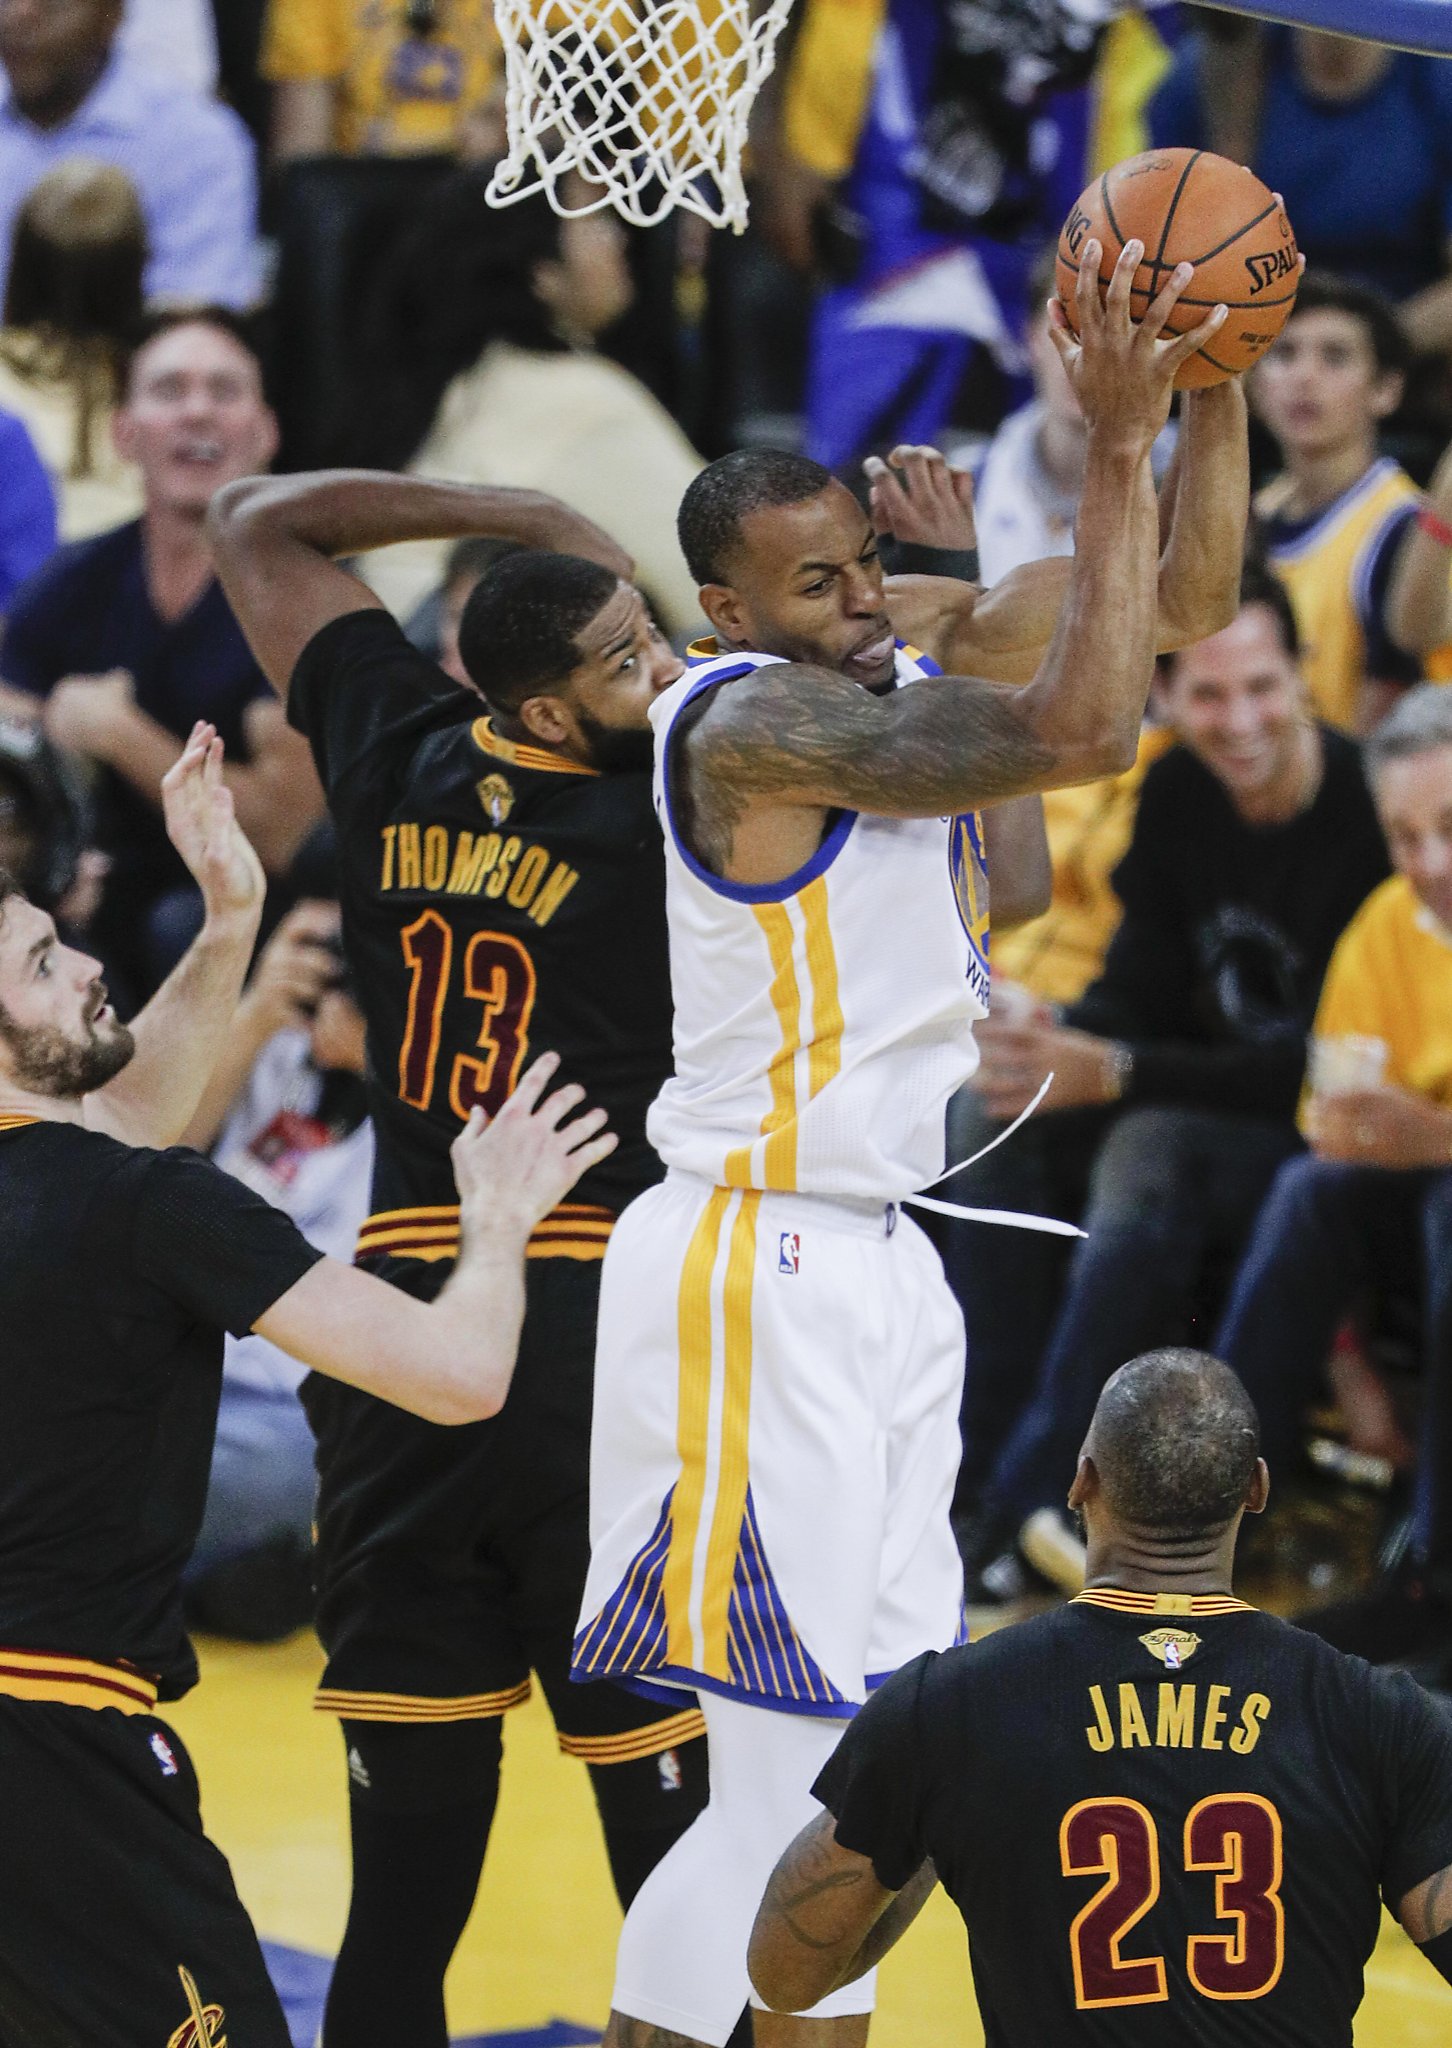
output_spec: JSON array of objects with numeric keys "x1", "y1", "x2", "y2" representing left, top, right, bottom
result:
[{"x1": 1056, "y1": 148, "x2": 1300, "y2": 389}]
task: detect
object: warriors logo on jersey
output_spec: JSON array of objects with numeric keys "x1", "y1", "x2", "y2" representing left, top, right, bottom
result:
[{"x1": 949, "y1": 811, "x2": 990, "y2": 1009}]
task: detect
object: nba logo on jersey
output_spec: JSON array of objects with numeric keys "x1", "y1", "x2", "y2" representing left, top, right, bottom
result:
[
  {"x1": 149, "y1": 1730, "x2": 180, "y2": 1777},
  {"x1": 778, "y1": 1231, "x2": 801, "y2": 1275}
]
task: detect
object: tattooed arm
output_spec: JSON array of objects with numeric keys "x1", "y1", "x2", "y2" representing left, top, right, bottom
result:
[
  {"x1": 748, "y1": 1811, "x2": 937, "y2": 2012},
  {"x1": 1399, "y1": 1860, "x2": 1452, "y2": 1982},
  {"x1": 680, "y1": 239, "x2": 1226, "y2": 887}
]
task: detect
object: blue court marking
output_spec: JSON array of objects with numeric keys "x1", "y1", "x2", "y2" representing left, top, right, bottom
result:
[{"x1": 260, "y1": 1943, "x2": 597, "y2": 2048}]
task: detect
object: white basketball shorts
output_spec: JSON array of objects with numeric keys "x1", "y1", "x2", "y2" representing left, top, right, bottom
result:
[{"x1": 573, "y1": 1171, "x2": 967, "y2": 1715}]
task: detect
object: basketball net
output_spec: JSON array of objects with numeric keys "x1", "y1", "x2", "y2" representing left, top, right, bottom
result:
[{"x1": 486, "y1": 0, "x2": 795, "y2": 232}]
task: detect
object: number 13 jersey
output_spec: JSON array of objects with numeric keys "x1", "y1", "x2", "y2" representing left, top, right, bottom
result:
[{"x1": 287, "y1": 609, "x2": 674, "y2": 1255}]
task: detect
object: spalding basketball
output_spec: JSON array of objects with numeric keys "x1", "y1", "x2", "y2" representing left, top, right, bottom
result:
[{"x1": 1055, "y1": 148, "x2": 1300, "y2": 389}]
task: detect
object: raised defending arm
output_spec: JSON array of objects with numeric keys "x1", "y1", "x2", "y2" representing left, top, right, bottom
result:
[
  {"x1": 208, "y1": 470, "x2": 634, "y2": 696},
  {"x1": 255, "y1": 1055, "x2": 617, "y2": 1425}
]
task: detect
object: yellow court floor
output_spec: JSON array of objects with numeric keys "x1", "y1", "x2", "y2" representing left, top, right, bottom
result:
[{"x1": 170, "y1": 1632, "x2": 1452, "y2": 2046}]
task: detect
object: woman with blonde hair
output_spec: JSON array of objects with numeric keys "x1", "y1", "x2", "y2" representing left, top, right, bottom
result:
[{"x1": 0, "y1": 160, "x2": 145, "y2": 539}]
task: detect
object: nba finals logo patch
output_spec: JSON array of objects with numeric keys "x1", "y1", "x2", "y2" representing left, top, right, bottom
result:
[
  {"x1": 476, "y1": 773, "x2": 514, "y2": 827},
  {"x1": 1139, "y1": 1628, "x2": 1201, "y2": 1669},
  {"x1": 149, "y1": 1730, "x2": 180, "y2": 1777},
  {"x1": 778, "y1": 1231, "x2": 800, "y2": 1275},
  {"x1": 167, "y1": 1966, "x2": 226, "y2": 2048}
]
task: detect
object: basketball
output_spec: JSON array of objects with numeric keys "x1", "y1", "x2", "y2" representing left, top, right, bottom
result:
[{"x1": 1055, "y1": 148, "x2": 1300, "y2": 389}]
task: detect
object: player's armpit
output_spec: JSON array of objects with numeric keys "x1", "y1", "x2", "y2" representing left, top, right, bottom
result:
[{"x1": 749, "y1": 1811, "x2": 934, "y2": 2012}]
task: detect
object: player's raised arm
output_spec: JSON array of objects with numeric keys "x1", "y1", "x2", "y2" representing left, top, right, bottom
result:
[
  {"x1": 685, "y1": 243, "x2": 1225, "y2": 837},
  {"x1": 84, "y1": 723, "x2": 265, "y2": 1148},
  {"x1": 207, "y1": 470, "x2": 635, "y2": 697},
  {"x1": 885, "y1": 385, "x2": 1247, "y2": 685},
  {"x1": 254, "y1": 1054, "x2": 617, "y2": 1425}
]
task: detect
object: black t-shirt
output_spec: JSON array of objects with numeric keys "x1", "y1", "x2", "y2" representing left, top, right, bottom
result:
[
  {"x1": 286, "y1": 610, "x2": 673, "y2": 1274},
  {"x1": 1068, "y1": 728, "x2": 1389, "y2": 1118},
  {"x1": 0, "y1": 521, "x2": 271, "y2": 902},
  {"x1": 0, "y1": 1119, "x2": 321, "y2": 1697},
  {"x1": 816, "y1": 1594, "x2": 1452, "y2": 2047}
]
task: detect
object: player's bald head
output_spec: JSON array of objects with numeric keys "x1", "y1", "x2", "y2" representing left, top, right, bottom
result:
[
  {"x1": 1085, "y1": 1350, "x2": 1261, "y2": 1538},
  {"x1": 678, "y1": 450, "x2": 841, "y2": 588}
]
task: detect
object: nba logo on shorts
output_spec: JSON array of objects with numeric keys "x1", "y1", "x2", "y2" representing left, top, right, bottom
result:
[
  {"x1": 778, "y1": 1231, "x2": 800, "y2": 1275},
  {"x1": 150, "y1": 1730, "x2": 180, "y2": 1777}
]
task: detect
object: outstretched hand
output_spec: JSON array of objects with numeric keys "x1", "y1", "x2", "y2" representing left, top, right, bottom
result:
[
  {"x1": 1048, "y1": 237, "x2": 1227, "y2": 451},
  {"x1": 864, "y1": 445, "x2": 977, "y2": 553},
  {"x1": 161, "y1": 721, "x2": 266, "y2": 927},
  {"x1": 452, "y1": 1051, "x2": 618, "y2": 1247}
]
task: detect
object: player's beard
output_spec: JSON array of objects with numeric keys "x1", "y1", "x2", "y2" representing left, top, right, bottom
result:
[
  {"x1": 575, "y1": 711, "x2": 656, "y2": 773},
  {"x1": 0, "y1": 1001, "x2": 135, "y2": 1097}
]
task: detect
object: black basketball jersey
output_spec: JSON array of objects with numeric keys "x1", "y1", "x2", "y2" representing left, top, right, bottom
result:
[
  {"x1": 288, "y1": 610, "x2": 673, "y2": 1266},
  {"x1": 816, "y1": 1589, "x2": 1452, "y2": 2046},
  {"x1": 0, "y1": 1120, "x2": 319, "y2": 1697}
]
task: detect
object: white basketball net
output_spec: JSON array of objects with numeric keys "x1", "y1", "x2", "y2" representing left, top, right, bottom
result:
[{"x1": 486, "y1": 0, "x2": 795, "y2": 232}]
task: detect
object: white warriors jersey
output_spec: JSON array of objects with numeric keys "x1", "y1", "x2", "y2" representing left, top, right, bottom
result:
[{"x1": 646, "y1": 641, "x2": 990, "y2": 1201}]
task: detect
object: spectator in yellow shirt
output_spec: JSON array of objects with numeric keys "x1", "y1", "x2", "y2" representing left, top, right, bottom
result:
[
  {"x1": 263, "y1": 0, "x2": 503, "y2": 161},
  {"x1": 1218, "y1": 681, "x2": 1452, "y2": 1674}
]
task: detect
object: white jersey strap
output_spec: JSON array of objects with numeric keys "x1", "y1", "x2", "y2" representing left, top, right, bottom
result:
[{"x1": 903, "y1": 1072, "x2": 1087, "y2": 1239}]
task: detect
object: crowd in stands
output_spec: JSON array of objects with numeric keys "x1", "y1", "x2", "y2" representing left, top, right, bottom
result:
[{"x1": 2, "y1": 0, "x2": 1451, "y2": 1672}]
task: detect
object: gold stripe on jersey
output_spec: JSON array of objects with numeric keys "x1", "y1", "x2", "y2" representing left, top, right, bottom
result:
[
  {"x1": 314, "y1": 1678, "x2": 533, "y2": 1722},
  {"x1": 803, "y1": 878, "x2": 844, "y2": 1098},
  {"x1": 556, "y1": 1707, "x2": 707, "y2": 1763},
  {"x1": 0, "y1": 1115, "x2": 40, "y2": 1132},
  {"x1": 0, "y1": 1647, "x2": 159, "y2": 1714},
  {"x1": 355, "y1": 1201, "x2": 615, "y2": 1263},
  {"x1": 471, "y1": 717, "x2": 600, "y2": 777},
  {"x1": 699, "y1": 1191, "x2": 760, "y2": 1681},
  {"x1": 723, "y1": 884, "x2": 845, "y2": 1194},
  {"x1": 1072, "y1": 1590, "x2": 1253, "y2": 1616},
  {"x1": 663, "y1": 1187, "x2": 730, "y2": 1673}
]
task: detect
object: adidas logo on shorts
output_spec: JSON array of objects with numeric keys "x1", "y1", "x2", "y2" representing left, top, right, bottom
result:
[{"x1": 347, "y1": 1745, "x2": 372, "y2": 1791}]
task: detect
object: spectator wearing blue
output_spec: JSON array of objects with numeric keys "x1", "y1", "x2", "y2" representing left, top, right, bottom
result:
[
  {"x1": 1149, "y1": 26, "x2": 1452, "y2": 350},
  {"x1": 0, "y1": 0, "x2": 260, "y2": 310},
  {"x1": 0, "y1": 402, "x2": 53, "y2": 613},
  {"x1": 0, "y1": 308, "x2": 323, "y2": 1009}
]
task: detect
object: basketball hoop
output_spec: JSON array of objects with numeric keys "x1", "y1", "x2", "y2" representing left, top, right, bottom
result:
[{"x1": 485, "y1": 0, "x2": 795, "y2": 233}]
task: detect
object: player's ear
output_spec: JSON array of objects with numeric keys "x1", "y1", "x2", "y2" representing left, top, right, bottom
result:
[
  {"x1": 1067, "y1": 1453, "x2": 1097, "y2": 1512},
  {"x1": 1244, "y1": 1457, "x2": 1270, "y2": 1516},
  {"x1": 517, "y1": 694, "x2": 572, "y2": 747},
  {"x1": 698, "y1": 582, "x2": 745, "y2": 643}
]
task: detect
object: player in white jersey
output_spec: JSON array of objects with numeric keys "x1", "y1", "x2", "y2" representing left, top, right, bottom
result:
[{"x1": 575, "y1": 239, "x2": 1251, "y2": 2048}]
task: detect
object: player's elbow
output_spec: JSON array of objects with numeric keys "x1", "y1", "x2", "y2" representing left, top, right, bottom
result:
[
  {"x1": 747, "y1": 1928, "x2": 838, "y2": 2015},
  {"x1": 205, "y1": 475, "x2": 285, "y2": 556}
]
